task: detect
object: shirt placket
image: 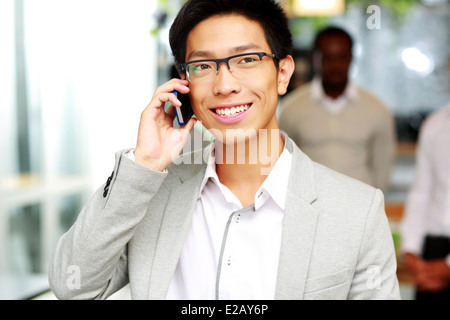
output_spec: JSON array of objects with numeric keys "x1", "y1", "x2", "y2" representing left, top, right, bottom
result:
[{"x1": 216, "y1": 205, "x2": 254, "y2": 300}]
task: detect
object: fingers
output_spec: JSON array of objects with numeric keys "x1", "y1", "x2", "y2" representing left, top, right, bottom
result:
[
  {"x1": 152, "y1": 79, "x2": 189, "y2": 109},
  {"x1": 181, "y1": 117, "x2": 198, "y2": 133},
  {"x1": 166, "y1": 104, "x2": 176, "y2": 120},
  {"x1": 413, "y1": 259, "x2": 450, "y2": 292},
  {"x1": 166, "y1": 105, "x2": 197, "y2": 134},
  {"x1": 141, "y1": 79, "x2": 190, "y2": 125}
]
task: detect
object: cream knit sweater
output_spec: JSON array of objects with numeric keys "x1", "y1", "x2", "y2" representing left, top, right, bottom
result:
[{"x1": 279, "y1": 81, "x2": 396, "y2": 192}]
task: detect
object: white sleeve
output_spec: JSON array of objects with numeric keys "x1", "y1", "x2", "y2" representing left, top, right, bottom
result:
[{"x1": 399, "y1": 121, "x2": 433, "y2": 256}]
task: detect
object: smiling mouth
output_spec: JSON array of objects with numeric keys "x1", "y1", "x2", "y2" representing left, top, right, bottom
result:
[{"x1": 214, "y1": 104, "x2": 251, "y2": 117}]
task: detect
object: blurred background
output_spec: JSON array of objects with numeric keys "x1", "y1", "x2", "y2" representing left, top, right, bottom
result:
[{"x1": 0, "y1": 0, "x2": 449, "y2": 299}]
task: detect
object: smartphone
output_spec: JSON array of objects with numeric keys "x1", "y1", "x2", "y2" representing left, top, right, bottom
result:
[
  {"x1": 172, "y1": 90, "x2": 194, "y2": 127},
  {"x1": 172, "y1": 91, "x2": 185, "y2": 126},
  {"x1": 170, "y1": 65, "x2": 194, "y2": 126}
]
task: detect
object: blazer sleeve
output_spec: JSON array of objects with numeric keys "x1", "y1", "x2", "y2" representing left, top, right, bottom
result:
[
  {"x1": 48, "y1": 149, "x2": 167, "y2": 299},
  {"x1": 348, "y1": 189, "x2": 401, "y2": 299}
]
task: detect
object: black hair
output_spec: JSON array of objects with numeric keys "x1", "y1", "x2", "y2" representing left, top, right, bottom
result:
[
  {"x1": 313, "y1": 26, "x2": 353, "y2": 53},
  {"x1": 169, "y1": 0, "x2": 293, "y2": 74}
]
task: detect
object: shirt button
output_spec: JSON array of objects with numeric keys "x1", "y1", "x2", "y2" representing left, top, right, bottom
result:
[{"x1": 227, "y1": 256, "x2": 232, "y2": 266}]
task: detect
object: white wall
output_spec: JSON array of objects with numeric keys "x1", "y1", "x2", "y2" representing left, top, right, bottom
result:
[{"x1": 24, "y1": 0, "x2": 158, "y2": 189}]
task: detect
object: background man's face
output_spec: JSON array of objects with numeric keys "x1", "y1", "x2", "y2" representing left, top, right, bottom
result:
[{"x1": 318, "y1": 34, "x2": 352, "y2": 88}]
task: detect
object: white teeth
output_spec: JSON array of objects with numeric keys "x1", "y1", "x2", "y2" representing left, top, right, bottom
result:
[{"x1": 215, "y1": 104, "x2": 249, "y2": 117}]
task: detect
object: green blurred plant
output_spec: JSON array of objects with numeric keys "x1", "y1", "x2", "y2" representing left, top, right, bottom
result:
[
  {"x1": 150, "y1": 0, "x2": 188, "y2": 36},
  {"x1": 289, "y1": 0, "x2": 419, "y2": 37},
  {"x1": 151, "y1": 0, "x2": 419, "y2": 37},
  {"x1": 347, "y1": 0, "x2": 417, "y2": 19}
]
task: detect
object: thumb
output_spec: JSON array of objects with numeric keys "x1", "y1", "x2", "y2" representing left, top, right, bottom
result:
[
  {"x1": 180, "y1": 117, "x2": 198, "y2": 135},
  {"x1": 169, "y1": 119, "x2": 197, "y2": 164}
]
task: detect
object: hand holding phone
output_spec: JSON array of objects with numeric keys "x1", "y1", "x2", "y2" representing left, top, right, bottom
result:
[{"x1": 134, "y1": 79, "x2": 195, "y2": 172}]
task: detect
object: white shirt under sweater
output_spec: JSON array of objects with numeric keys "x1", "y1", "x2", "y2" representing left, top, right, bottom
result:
[
  {"x1": 166, "y1": 133, "x2": 292, "y2": 300},
  {"x1": 311, "y1": 76, "x2": 359, "y2": 115}
]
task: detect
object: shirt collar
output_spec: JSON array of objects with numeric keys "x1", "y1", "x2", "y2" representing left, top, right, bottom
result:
[
  {"x1": 254, "y1": 137, "x2": 292, "y2": 210},
  {"x1": 199, "y1": 145, "x2": 220, "y2": 194},
  {"x1": 198, "y1": 131, "x2": 292, "y2": 210}
]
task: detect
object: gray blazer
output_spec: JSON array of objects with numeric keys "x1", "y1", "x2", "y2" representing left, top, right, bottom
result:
[{"x1": 49, "y1": 138, "x2": 400, "y2": 300}]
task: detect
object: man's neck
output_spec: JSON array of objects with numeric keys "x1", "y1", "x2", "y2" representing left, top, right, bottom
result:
[{"x1": 215, "y1": 129, "x2": 284, "y2": 207}]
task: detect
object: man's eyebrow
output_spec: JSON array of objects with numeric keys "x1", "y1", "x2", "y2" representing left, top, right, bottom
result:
[
  {"x1": 186, "y1": 50, "x2": 212, "y2": 61},
  {"x1": 186, "y1": 44, "x2": 262, "y2": 61}
]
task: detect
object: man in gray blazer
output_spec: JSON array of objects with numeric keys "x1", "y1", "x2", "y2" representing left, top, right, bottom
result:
[{"x1": 49, "y1": 0, "x2": 400, "y2": 300}]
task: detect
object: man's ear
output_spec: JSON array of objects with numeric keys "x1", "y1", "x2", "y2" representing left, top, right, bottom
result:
[{"x1": 277, "y1": 55, "x2": 295, "y2": 96}]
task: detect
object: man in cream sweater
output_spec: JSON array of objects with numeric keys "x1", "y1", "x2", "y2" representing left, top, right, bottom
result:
[{"x1": 279, "y1": 26, "x2": 396, "y2": 192}]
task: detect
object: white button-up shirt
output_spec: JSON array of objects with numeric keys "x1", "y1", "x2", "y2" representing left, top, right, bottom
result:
[
  {"x1": 166, "y1": 133, "x2": 292, "y2": 299},
  {"x1": 400, "y1": 103, "x2": 450, "y2": 264}
]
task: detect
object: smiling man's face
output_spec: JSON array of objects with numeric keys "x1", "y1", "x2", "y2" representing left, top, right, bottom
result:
[{"x1": 184, "y1": 14, "x2": 293, "y2": 144}]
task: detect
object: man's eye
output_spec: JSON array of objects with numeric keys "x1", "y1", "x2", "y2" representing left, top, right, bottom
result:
[
  {"x1": 192, "y1": 64, "x2": 212, "y2": 71},
  {"x1": 238, "y1": 57, "x2": 257, "y2": 64}
]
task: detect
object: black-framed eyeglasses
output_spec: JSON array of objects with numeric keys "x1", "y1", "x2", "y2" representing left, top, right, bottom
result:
[{"x1": 180, "y1": 52, "x2": 276, "y2": 82}]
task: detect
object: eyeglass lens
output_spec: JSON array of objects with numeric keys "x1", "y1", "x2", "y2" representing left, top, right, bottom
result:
[{"x1": 186, "y1": 53, "x2": 266, "y2": 81}]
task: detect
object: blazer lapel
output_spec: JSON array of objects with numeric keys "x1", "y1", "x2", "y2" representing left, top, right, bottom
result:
[
  {"x1": 275, "y1": 139, "x2": 319, "y2": 299},
  {"x1": 147, "y1": 159, "x2": 208, "y2": 299}
]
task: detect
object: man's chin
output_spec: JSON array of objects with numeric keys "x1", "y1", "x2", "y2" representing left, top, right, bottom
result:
[{"x1": 322, "y1": 77, "x2": 348, "y2": 88}]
